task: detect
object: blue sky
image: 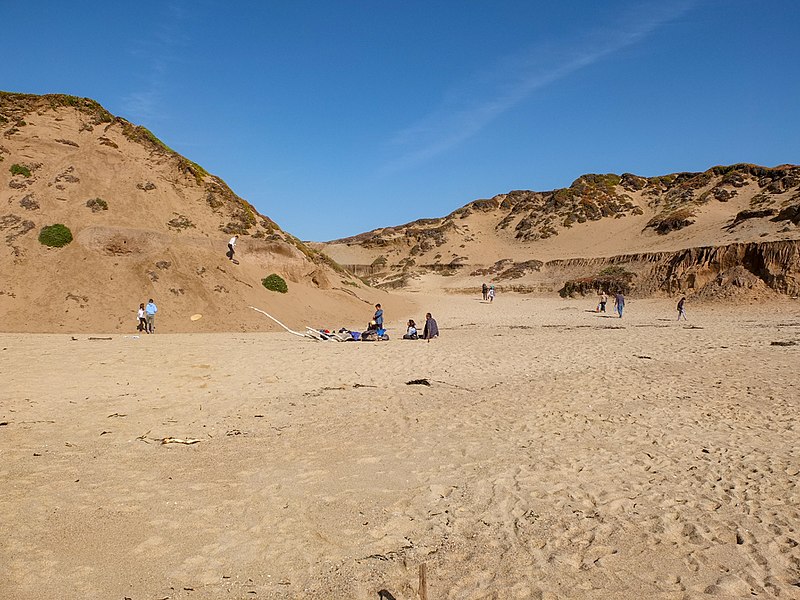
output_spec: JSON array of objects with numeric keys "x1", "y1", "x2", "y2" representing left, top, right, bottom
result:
[{"x1": 3, "y1": 1, "x2": 798, "y2": 240}]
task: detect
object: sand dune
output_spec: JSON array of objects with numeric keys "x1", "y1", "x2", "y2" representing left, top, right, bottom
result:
[
  {"x1": 2, "y1": 295, "x2": 798, "y2": 598},
  {"x1": 1, "y1": 92, "x2": 385, "y2": 333}
]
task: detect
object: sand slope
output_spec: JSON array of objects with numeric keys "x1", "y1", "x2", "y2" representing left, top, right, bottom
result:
[
  {"x1": 2, "y1": 295, "x2": 798, "y2": 598},
  {"x1": 1, "y1": 92, "x2": 392, "y2": 333}
]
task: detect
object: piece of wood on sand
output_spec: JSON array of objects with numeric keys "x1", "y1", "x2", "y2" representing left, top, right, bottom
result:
[
  {"x1": 419, "y1": 563, "x2": 428, "y2": 600},
  {"x1": 249, "y1": 306, "x2": 319, "y2": 340}
]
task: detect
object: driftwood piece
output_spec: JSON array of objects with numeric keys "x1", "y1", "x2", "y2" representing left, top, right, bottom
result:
[
  {"x1": 161, "y1": 437, "x2": 202, "y2": 445},
  {"x1": 249, "y1": 306, "x2": 315, "y2": 339}
]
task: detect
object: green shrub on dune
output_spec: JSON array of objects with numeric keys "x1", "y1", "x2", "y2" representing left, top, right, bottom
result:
[
  {"x1": 262, "y1": 274, "x2": 288, "y2": 293},
  {"x1": 10, "y1": 164, "x2": 31, "y2": 177},
  {"x1": 38, "y1": 224, "x2": 73, "y2": 247}
]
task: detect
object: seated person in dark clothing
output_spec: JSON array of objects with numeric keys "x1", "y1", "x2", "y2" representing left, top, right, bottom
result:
[{"x1": 422, "y1": 313, "x2": 439, "y2": 341}]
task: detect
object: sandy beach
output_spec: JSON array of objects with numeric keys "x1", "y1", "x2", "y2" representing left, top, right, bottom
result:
[{"x1": 1, "y1": 295, "x2": 799, "y2": 599}]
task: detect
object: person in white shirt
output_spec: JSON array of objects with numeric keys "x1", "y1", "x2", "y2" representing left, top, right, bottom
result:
[
  {"x1": 137, "y1": 303, "x2": 147, "y2": 332},
  {"x1": 403, "y1": 319, "x2": 418, "y2": 340},
  {"x1": 227, "y1": 235, "x2": 238, "y2": 261}
]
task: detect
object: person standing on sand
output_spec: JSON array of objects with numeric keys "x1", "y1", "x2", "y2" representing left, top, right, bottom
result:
[
  {"x1": 614, "y1": 291, "x2": 625, "y2": 318},
  {"x1": 599, "y1": 291, "x2": 608, "y2": 313},
  {"x1": 482, "y1": 282, "x2": 488, "y2": 301},
  {"x1": 145, "y1": 298, "x2": 158, "y2": 333},
  {"x1": 677, "y1": 296, "x2": 687, "y2": 321},
  {"x1": 137, "y1": 303, "x2": 147, "y2": 332},
  {"x1": 422, "y1": 313, "x2": 439, "y2": 342},
  {"x1": 227, "y1": 235, "x2": 238, "y2": 261},
  {"x1": 373, "y1": 304, "x2": 384, "y2": 329}
]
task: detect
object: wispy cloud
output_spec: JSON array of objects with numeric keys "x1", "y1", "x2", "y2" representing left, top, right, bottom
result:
[
  {"x1": 380, "y1": 1, "x2": 695, "y2": 175},
  {"x1": 120, "y1": 2, "x2": 189, "y2": 125}
]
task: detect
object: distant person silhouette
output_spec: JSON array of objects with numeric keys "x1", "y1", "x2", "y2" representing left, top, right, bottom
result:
[
  {"x1": 614, "y1": 291, "x2": 625, "y2": 318},
  {"x1": 677, "y1": 296, "x2": 687, "y2": 321}
]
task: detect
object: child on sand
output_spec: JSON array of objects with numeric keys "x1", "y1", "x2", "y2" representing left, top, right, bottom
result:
[
  {"x1": 599, "y1": 291, "x2": 608, "y2": 313},
  {"x1": 403, "y1": 319, "x2": 418, "y2": 340},
  {"x1": 137, "y1": 303, "x2": 147, "y2": 332}
]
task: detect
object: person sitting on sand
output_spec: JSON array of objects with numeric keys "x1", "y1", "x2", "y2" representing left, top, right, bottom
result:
[
  {"x1": 422, "y1": 313, "x2": 439, "y2": 342},
  {"x1": 403, "y1": 319, "x2": 418, "y2": 340}
]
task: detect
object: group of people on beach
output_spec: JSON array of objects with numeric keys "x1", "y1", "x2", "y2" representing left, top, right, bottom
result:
[
  {"x1": 593, "y1": 289, "x2": 687, "y2": 320},
  {"x1": 403, "y1": 313, "x2": 439, "y2": 341},
  {"x1": 136, "y1": 299, "x2": 158, "y2": 333},
  {"x1": 594, "y1": 290, "x2": 626, "y2": 318},
  {"x1": 313, "y1": 304, "x2": 439, "y2": 342},
  {"x1": 140, "y1": 236, "x2": 690, "y2": 336},
  {"x1": 364, "y1": 304, "x2": 440, "y2": 342}
]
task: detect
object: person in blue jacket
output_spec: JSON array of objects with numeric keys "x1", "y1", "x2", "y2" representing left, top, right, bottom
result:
[{"x1": 145, "y1": 298, "x2": 158, "y2": 333}]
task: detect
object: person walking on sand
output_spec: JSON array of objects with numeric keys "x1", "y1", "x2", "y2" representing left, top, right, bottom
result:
[
  {"x1": 614, "y1": 291, "x2": 625, "y2": 318},
  {"x1": 227, "y1": 235, "x2": 239, "y2": 261},
  {"x1": 482, "y1": 282, "x2": 488, "y2": 301},
  {"x1": 677, "y1": 296, "x2": 687, "y2": 321},
  {"x1": 373, "y1": 304, "x2": 384, "y2": 330},
  {"x1": 488, "y1": 285, "x2": 495, "y2": 303},
  {"x1": 145, "y1": 298, "x2": 158, "y2": 333},
  {"x1": 599, "y1": 290, "x2": 608, "y2": 313},
  {"x1": 137, "y1": 303, "x2": 147, "y2": 333}
]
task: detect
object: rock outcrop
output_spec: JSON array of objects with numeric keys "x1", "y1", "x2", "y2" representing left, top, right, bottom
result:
[
  {"x1": 322, "y1": 163, "x2": 800, "y2": 297},
  {"x1": 557, "y1": 240, "x2": 800, "y2": 298}
]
